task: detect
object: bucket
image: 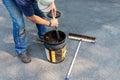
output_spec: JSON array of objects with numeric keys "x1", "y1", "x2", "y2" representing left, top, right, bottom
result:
[{"x1": 43, "y1": 30, "x2": 67, "y2": 63}]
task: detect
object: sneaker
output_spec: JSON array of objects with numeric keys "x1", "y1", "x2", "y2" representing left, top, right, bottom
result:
[{"x1": 18, "y1": 52, "x2": 31, "y2": 63}]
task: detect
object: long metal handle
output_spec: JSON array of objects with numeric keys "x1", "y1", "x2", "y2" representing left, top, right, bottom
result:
[
  {"x1": 52, "y1": 11, "x2": 60, "y2": 40},
  {"x1": 65, "y1": 40, "x2": 82, "y2": 80},
  {"x1": 55, "y1": 27, "x2": 60, "y2": 40}
]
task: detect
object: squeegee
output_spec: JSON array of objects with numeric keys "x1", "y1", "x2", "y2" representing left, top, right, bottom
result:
[{"x1": 65, "y1": 33, "x2": 96, "y2": 80}]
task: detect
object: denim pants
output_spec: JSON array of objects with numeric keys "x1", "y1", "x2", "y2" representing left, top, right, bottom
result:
[{"x1": 2, "y1": 0, "x2": 47, "y2": 54}]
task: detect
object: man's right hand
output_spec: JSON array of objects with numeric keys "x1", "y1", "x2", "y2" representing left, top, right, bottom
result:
[{"x1": 50, "y1": 18, "x2": 59, "y2": 27}]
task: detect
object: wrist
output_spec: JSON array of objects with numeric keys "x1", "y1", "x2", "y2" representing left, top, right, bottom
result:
[{"x1": 48, "y1": 20, "x2": 52, "y2": 27}]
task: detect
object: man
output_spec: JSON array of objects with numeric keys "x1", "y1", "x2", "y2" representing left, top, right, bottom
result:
[{"x1": 2, "y1": 0, "x2": 58, "y2": 63}]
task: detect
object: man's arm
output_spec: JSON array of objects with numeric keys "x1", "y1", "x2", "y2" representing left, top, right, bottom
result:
[
  {"x1": 27, "y1": 15, "x2": 50, "y2": 26},
  {"x1": 27, "y1": 15, "x2": 58, "y2": 27}
]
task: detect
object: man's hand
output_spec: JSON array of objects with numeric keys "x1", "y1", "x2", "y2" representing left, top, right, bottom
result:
[
  {"x1": 51, "y1": 2, "x2": 56, "y2": 18},
  {"x1": 50, "y1": 2, "x2": 59, "y2": 27},
  {"x1": 50, "y1": 18, "x2": 59, "y2": 27}
]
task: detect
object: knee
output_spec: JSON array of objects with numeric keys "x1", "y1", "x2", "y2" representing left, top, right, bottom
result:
[
  {"x1": 12, "y1": 19, "x2": 25, "y2": 37},
  {"x1": 19, "y1": 27, "x2": 25, "y2": 37}
]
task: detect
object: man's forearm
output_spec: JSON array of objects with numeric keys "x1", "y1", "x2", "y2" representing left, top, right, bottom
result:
[{"x1": 27, "y1": 15, "x2": 50, "y2": 26}]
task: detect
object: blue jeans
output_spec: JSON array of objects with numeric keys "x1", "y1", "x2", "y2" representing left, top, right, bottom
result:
[{"x1": 2, "y1": 0, "x2": 47, "y2": 54}]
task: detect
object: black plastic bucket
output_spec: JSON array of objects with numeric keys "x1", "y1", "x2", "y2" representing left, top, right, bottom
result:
[{"x1": 44, "y1": 30, "x2": 67, "y2": 63}]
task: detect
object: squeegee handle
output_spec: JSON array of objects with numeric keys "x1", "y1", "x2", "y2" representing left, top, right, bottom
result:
[
  {"x1": 65, "y1": 77, "x2": 69, "y2": 80},
  {"x1": 65, "y1": 40, "x2": 82, "y2": 80}
]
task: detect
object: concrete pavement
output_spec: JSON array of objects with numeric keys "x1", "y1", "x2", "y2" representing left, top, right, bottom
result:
[{"x1": 0, "y1": 0, "x2": 120, "y2": 80}]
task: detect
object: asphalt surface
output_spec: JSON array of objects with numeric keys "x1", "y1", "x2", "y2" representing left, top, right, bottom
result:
[{"x1": 0, "y1": 0, "x2": 120, "y2": 80}]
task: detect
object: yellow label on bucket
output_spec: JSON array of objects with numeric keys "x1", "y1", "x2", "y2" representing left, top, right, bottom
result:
[
  {"x1": 51, "y1": 51, "x2": 56, "y2": 62},
  {"x1": 62, "y1": 46, "x2": 66, "y2": 59},
  {"x1": 45, "y1": 46, "x2": 67, "y2": 63}
]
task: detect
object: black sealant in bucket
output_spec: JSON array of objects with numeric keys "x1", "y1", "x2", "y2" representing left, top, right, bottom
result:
[{"x1": 44, "y1": 30, "x2": 67, "y2": 63}]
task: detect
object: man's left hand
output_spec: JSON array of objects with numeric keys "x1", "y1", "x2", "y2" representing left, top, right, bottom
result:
[{"x1": 51, "y1": 2, "x2": 56, "y2": 18}]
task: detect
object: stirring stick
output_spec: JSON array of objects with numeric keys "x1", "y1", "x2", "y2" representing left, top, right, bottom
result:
[{"x1": 51, "y1": 10, "x2": 60, "y2": 40}]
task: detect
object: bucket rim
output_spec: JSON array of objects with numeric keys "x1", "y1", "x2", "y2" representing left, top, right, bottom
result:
[{"x1": 43, "y1": 30, "x2": 66, "y2": 45}]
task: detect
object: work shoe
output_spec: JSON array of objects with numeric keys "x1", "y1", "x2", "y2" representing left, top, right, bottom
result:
[
  {"x1": 18, "y1": 52, "x2": 31, "y2": 63},
  {"x1": 36, "y1": 36, "x2": 44, "y2": 44}
]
